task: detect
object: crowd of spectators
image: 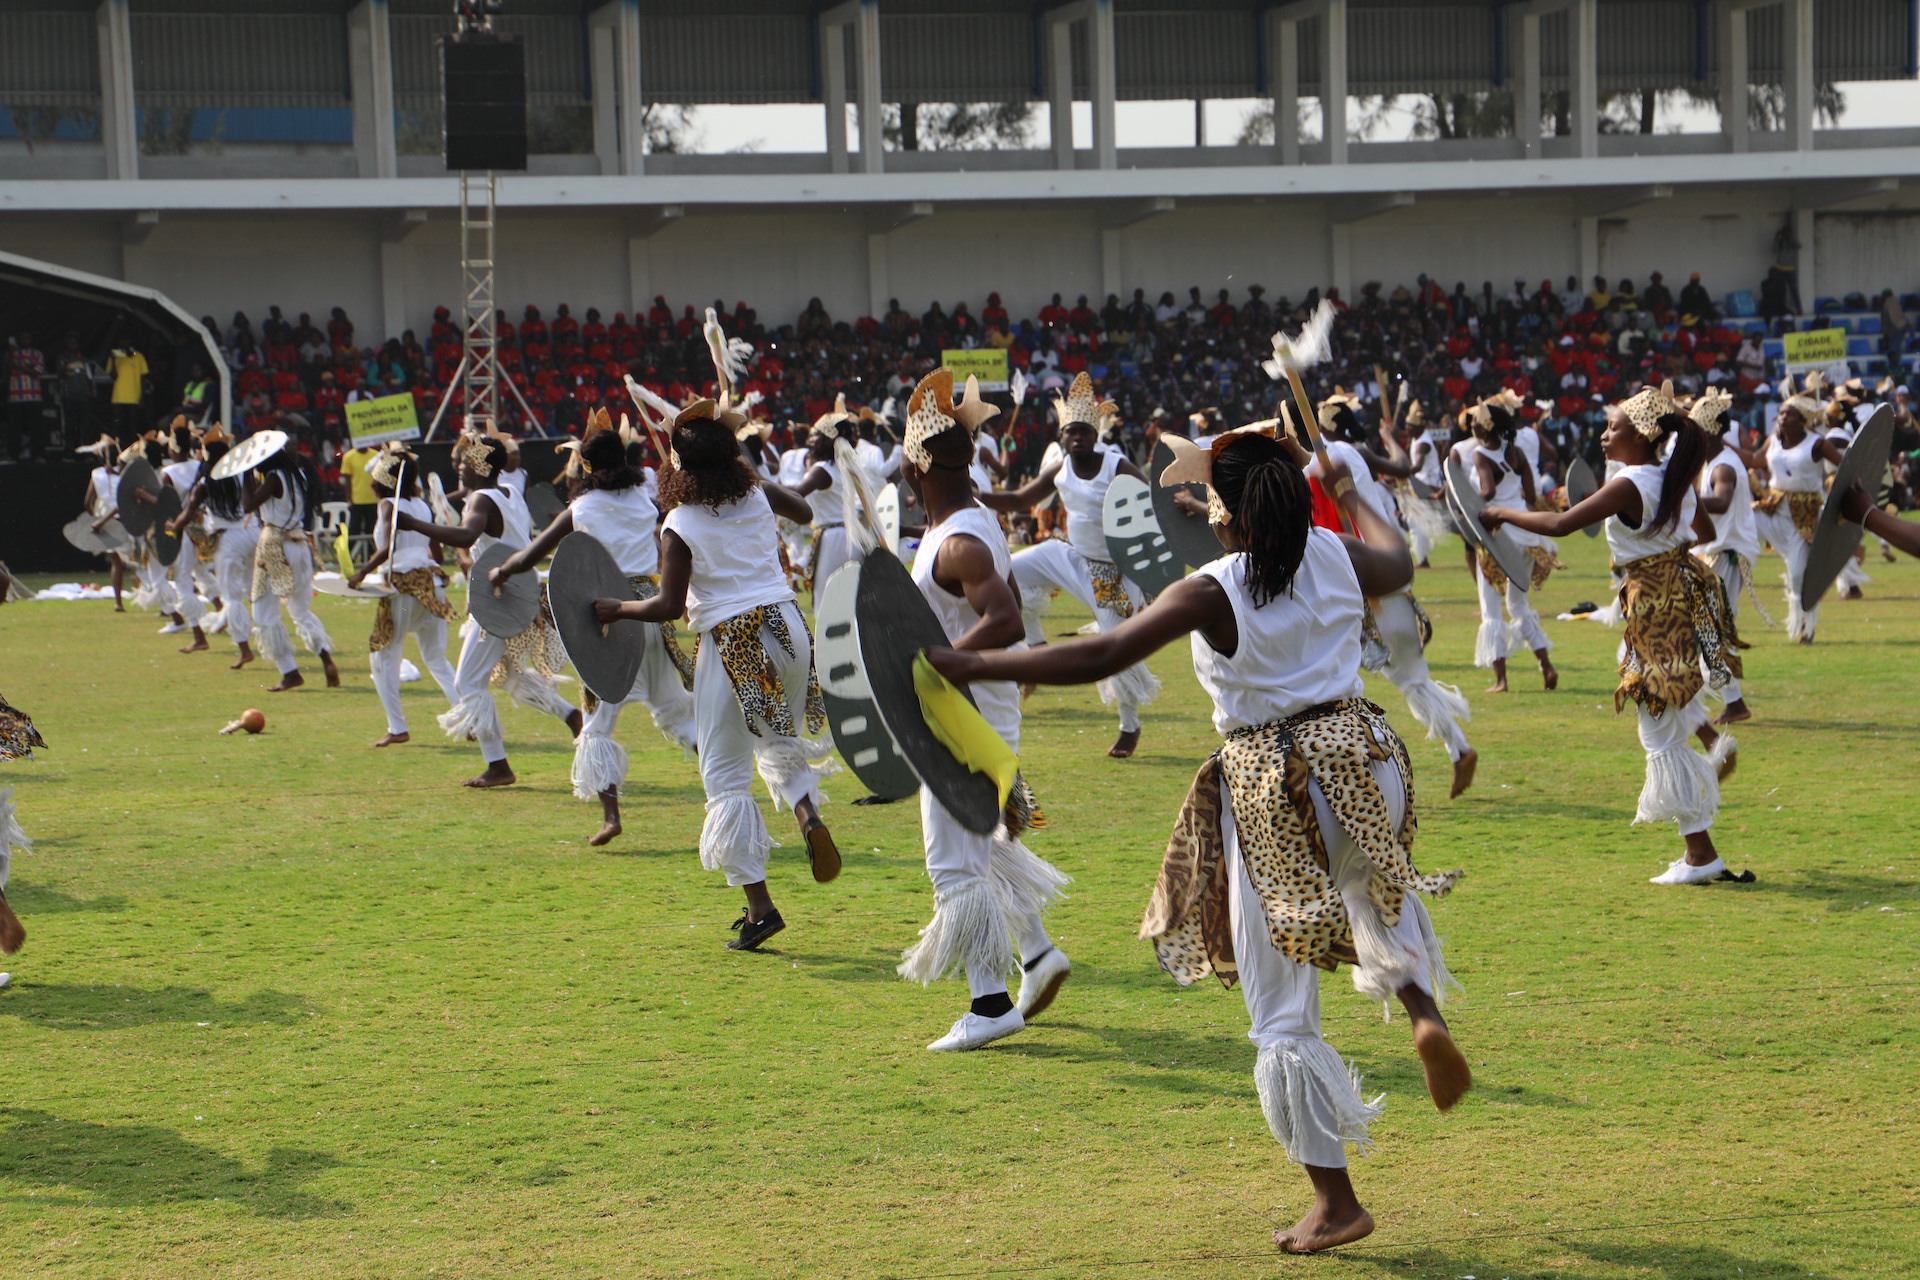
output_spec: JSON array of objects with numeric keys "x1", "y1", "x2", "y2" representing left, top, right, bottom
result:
[{"x1": 9, "y1": 270, "x2": 1917, "y2": 504}]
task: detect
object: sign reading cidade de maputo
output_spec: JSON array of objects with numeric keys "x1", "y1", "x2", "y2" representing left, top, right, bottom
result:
[
  {"x1": 941, "y1": 348, "x2": 1009, "y2": 393},
  {"x1": 1781, "y1": 327, "x2": 1849, "y2": 373},
  {"x1": 346, "y1": 393, "x2": 423, "y2": 448}
]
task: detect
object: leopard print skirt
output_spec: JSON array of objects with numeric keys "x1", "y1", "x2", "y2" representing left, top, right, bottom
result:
[
  {"x1": 0, "y1": 692, "x2": 46, "y2": 761},
  {"x1": 581, "y1": 576, "x2": 698, "y2": 713},
  {"x1": 708, "y1": 603, "x2": 826, "y2": 739},
  {"x1": 188, "y1": 526, "x2": 221, "y2": 564},
  {"x1": 1140, "y1": 698, "x2": 1462, "y2": 988},
  {"x1": 1476, "y1": 541, "x2": 1562, "y2": 593},
  {"x1": 1614, "y1": 544, "x2": 1747, "y2": 717},
  {"x1": 250, "y1": 525, "x2": 306, "y2": 602},
  {"x1": 1752, "y1": 489, "x2": 1821, "y2": 545},
  {"x1": 369, "y1": 568, "x2": 454, "y2": 653},
  {"x1": 1088, "y1": 558, "x2": 1136, "y2": 618}
]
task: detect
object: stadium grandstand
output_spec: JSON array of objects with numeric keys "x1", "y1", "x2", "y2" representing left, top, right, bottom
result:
[{"x1": 2, "y1": 1, "x2": 1918, "y2": 475}]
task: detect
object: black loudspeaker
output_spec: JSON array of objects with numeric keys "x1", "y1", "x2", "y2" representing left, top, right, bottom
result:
[{"x1": 441, "y1": 38, "x2": 527, "y2": 171}]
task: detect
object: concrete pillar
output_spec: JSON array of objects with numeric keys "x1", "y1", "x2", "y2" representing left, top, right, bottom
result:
[
  {"x1": 1720, "y1": 1, "x2": 1751, "y2": 154},
  {"x1": 1323, "y1": 0, "x2": 1348, "y2": 164},
  {"x1": 823, "y1": 19, "x2": 848, "y2": 174},
  {"x1": 591, "y1": 15, "x2": 618, "y2": 174},
  {"x1": 96, "y1": 0, "x2": 137, "y2": 180},
  {"x1": 1049, "y1": 16, "x2": 1075, "y2": 169},
  {"x1": 1571, "y1": 0, "x2": 1598, "y2": 159},
  {"x1": 610, "y1": 0, "x2": 644, "y2": 174},
  {"x1": 1516, "y1": 10, "x2": 1542, "y2": 159},
  {"x1": 1274, "y1": 15, "x2": 1300, "y2": 165},
  {"x1": 1089, "y1": 0, "x2": 1117, "y2": 170},
  {"x1": 852, "y1": 0, "x2": 883, "y2": 175},
  {"x1": 866, "y1": 233, "x2": 890, "y2": 322},
  {"x1": 1785, "y1": 0, "x2": 1814, "y2": 151},
  {"x1": 348, "y1": 0, "x2": 397, "y2": 181}
]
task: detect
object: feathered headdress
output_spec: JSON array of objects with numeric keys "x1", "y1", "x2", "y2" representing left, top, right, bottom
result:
[
  {"x1": 366, "y1": 441, "x2": 415, "y2": 491},
  {"x1": 1778, "y1": 371, "x2": 1823, "y2": 421},
  {"x1": 811, "y1": 393, "x2": 856, "y2": 442},
  {"x1": 1316, "y1": 387, "x2": 1364, "y2": 434},
  {"x1": 559, "y1": 406, "x2": 614, "y2": 479},
  {"x1": 1260, "y1": 300, "x2": 1336, "y2": 381},
  {"x1": 485, "y1": 421, "x2": 520, "y2": 456},
  {"x1": 117, "y1": 432, "x2": 157, "y2": 466},
  {"x1": 1052, "y1": 372, "x2": 1115, "y2": 430},
  {"x1": 452, "y1": 430, "x2": 496, "y2": 478},
  {"x1": 1467, "y1": 388, "x2": 1524, "y2": 436},
  {"x1": 1618, "y1": 380, "x2": 1679, "y2": 441},
  {"x1": 201, "y1": 423, "x2": 232, "y2": 447},
  {"x1": 903, "y1": 370, "x2": 1000, "y2": 471},
  {"x1": 1690, "y1": 386, "x2": 1733, "y2": 435},
  {"x1": 1157, "y1": 421, "x2": 1310, "y2": 527},
  {"x1": 703, "y1": 307, "x2": 755, "y2": 401},
  {"x1": 1404, "y1": 399, "x2": 1427, "y2": 428}
]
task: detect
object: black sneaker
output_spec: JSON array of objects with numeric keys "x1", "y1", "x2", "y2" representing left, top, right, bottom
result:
[{"x1": 726, "y1": 908, "x2": 785, "y2": 951}]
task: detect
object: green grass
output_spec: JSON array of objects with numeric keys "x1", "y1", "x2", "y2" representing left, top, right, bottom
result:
[{"x1": 1, "y1": 529, "x2": 1917, "y2": 1280}]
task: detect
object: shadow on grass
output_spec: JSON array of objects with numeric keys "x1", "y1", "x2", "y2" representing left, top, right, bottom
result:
[
  {"x1": 3, "y1": 881, "x2": 128, "y2": 915},
  {"x1": 0, "y1": 983, "x2": 308, "y2": 1031},
  {"x1": 1746, "y1": 869, "x2": 1919, "y2": 912},
  {"x1": 0, "y1": 1109, "x2": 350, "y2": 1218},
  {"x1": 1348, "y1": 1241, "x2": 1836, "y2": 1278}
]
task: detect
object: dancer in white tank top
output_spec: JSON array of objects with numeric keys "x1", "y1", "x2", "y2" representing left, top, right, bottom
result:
[
  {"x1": 1484, "y1": 383, "x2": 1753, "y2": 887},
  {"x1": 794, "y1": 398, "x2": 883, "y2": 599},
  {"x1": 491, "y1": 420, "x2": 698, "y2": 847},
  {"x1": 346, "y1": 446, "x2": 460, "y2": 750},
  {"x1": 169, "y1": 428, "x2": 259, "y2": 671},
  {"x1": 892, "y1": 369, "x2": 1073, "y2": 1052},
  {"x1": 934, "y1": 427, "x2": 1472, "y2": 1256},
  {"x1": 1687, "y1": 390, "x2": 1759, "y2": 726},
  {"x1": 393, "y1": 432, "x2": 582, "y2": 788},
  {"x1": 1752, "y1": 375, "x2": 1845, "y2": 644},
  {"x1": 1462, "y1": 393, "x2": 1558, "y2": 693},
  {"x1": 597, "y1": 400, "x2": 841, "y2": 954},
  {"x1": 981, "y1": 373, "x2": 1160, "y2": 758},
  {"x1": 243, "y1": 442, "x2": 341, "y2": 693}
]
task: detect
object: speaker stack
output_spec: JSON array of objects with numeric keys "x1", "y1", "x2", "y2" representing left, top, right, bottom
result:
[{"x1": 440, "y1": 38, "x2": 528, "y2": 171}]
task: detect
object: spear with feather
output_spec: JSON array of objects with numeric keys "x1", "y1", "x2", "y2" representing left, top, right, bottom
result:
[{"x1": 1260, "y1": 300, "x2": 1354, "y2": 515}]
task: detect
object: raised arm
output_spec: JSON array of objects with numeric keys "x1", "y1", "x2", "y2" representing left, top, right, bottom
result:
[
  {"x1": 349, "y1": 497, "x2": 395, "y2": 587},
  {"x1": 928, "y1": 571, "x2": 1230, "y2": 688},
  {"x1": 977, "y1": 460, "x2": 1062, "y2": 512},
  {"x1": 1484, "y1": 474, "x2": 1639, "y2": 538},
  {"x1": 794, "y1": 464, "x2": 833, "y2": 498},
  {"x1": 763, "y1": 482, "x2": 813, "y2": 524},
  {"x1": 492, "y1": 508, "x2": 576, "y2": 587}
]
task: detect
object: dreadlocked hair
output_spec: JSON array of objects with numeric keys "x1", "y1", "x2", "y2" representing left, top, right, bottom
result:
[
  {"x1": 200, "y1": 442, "x2": 244, "y2": 522},
  {"x1": 581, "y1": 430, "x2": 639, "y2": 491},
  {"x1": 261, "y1": 447, "x2": 318, "y2": 528},
  {"x1": 656, "y1": 416, "x2": 758, "y2": 512},
  {"x1": 1211, "y1": 434, "x2": 1313, "y2": 608},
  {"x1": 1648, "y1": 410, "x2": 1714, "y2": 534}
]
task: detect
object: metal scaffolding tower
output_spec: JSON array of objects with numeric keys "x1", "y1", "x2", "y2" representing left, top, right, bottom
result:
[{"x1": 459, "y1": 169, "x2": 499, "y2": 435}]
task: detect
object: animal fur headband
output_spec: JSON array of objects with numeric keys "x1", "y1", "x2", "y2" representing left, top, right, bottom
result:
[
  {"x1": 903, "y1": 370, "x2": 1000, "y2": 471},
  {"x1": 1690, "y1": 387, "x2": 1733, "y2": 435},
  {"x1": 1053, "y1": 372, "x2": 1115, "y2": 430},
  {"x1": 1618, "y1": 380, "x2": 1680, "y2": 441}
]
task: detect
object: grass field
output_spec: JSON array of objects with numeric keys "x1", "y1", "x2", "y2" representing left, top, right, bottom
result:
[{"x1": 2, "y1": 527, "x2": 1917, "y2": 1280}]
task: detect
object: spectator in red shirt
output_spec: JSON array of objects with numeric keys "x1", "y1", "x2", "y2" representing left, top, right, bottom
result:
[
  {"x1": 552, "y1": 304, "x2": 579, "y2": 344},
  {"x1": 982, "y1": 292, "x2": 1009, "y2": 330},
  {"x1": 1037, "y1": 293, "x2": 1067, "y2": 327}
]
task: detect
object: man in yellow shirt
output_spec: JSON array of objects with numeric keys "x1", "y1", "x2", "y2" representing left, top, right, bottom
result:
[
  {"x1": 338, "y1": 441, "x2": 381, "y2": 542},
  {"x1": 107, "y1": 344, "x2": 148, "y2": 441}
]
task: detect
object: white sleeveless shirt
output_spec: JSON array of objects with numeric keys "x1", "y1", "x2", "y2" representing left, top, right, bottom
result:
[
  {"x1": 807, "y1": 461, "x2": 842, "y2": 528},
  {"x1": 569, "y1": 485, "x2": 660, "y2": 578},
  {"x1": 1765, "y1": 431, "x2": 1823, "y2": 494},
  {"x1": 661, "y1": 488, "x2": 795, "y2": 633},
  {"x1": 911, "y1": 504, "x2": 1021, "y2": 747},
  {"x1": 470, "y1": 486, "x2": 531, "y2": 561},
  {"x1": 377, "y1": 496, "x2": 436, "y2": 573},
  {"x1": 1605, "y1": 461, "x2": 1694, "y2": 563},
  {"x1": 1695, "y1": 444, "x2": 1759, "y2": 560},
  {"x1": 1190, "y1": 528, "x2": 1366, "y2": 735},
  {"x1": 1056, "y1": 448, "x2": 1121, "y2": 563},
  {"x1": 258, "y1": 475, "x2": 306, "y2": 531},
  {"x1": 1413, "y1": 429, "x2": 1448, "y2": 488}
]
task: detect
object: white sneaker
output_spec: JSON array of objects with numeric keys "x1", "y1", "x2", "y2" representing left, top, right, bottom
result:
[
  {"x1": 0, "y1": 973, "x2": 10, "y2": 990},
  {"x1": 1015, "y1": 947, "x2": 1072, "y2": 1019},
  {"x1": 927, "y1": 1008, "x2": 1025, "y2": 1052},
  {"x1": 158, "y1": 621, "x2": 188, "y2": 635},
  {"x1": 1650, "y1": 856, "x2": 1727, "y2": 885}
]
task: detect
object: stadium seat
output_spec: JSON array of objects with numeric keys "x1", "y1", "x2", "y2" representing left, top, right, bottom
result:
[
  {"x1": 1847, "y1": 337, "x2": 1874, "y2": 356},
  {"x1": 1855, "y1": 315, "x2": 1882, "y2": 335},
  {"x1": 1814, "y1": 296, "x2": 1840, "y2": 313},
  {"x1": 1762, "y1": 339, "x2": 1784, "y2": 360}
]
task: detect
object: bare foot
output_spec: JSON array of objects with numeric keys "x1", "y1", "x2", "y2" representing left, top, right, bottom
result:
[
  {"x1": 1714, "y1": 700, "x2": 1752, "y2": 726},
  {"x1": 1485, "y1": 679, "x2": 1509, "y2": 694},
  {"x1": 230, "y1": 645, "x2": 255, "y2": 671},
  {"x1": 1541, "y1": 663, "x2": 1559, "y2": 691},
  {"x1": 372, "y1": 732, "x2": 410, "y2": 748},
  {"x1": 1841, "y1": 585, "x2": 1863, "y2": 601},
  {"x1": 1798, "y1": 632, "x2": 1815, "y2": 646},
  {"x1": 463, "y1": 764, "x2": 517, "y2": 789},
  {"x1": 179, "y1": 630, "x2": 209, "y2": 653},
  {"x1": 1449, "y1": 748, "x2": 1478, "y2": 799},
  {"x1": 1413, "y1": 1017, "x2": 1473, "y2": 1111},
  {"x1": 588, "y1": 820, "x2": 622, "y2": 848},
  {"x1": 114, "y1": 604, "x2": 126, "y2": 613},
  {"x1": 1275, "y1": 1205, "x2": 1375, "y2": 1254},
  {"x1": 265, "y1": 670, "x2": 304, "y2": 692},
  {"x1": 0, "y1": 888, "x2": 24, "y2": 955},
  {"x1": 322, "y1": 656, "x2": 341, "y2": 688},
  {"x1": 1108, "y1": 728, "x2": 1141, "y2": 759},
  {"x1": 1884, "y1": 544, "x2": 1899, "y2": 564}
]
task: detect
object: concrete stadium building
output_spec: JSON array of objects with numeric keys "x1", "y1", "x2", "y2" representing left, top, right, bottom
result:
[{"x1": 3, "y1": 0, "x2": 1919, "y2": 342}]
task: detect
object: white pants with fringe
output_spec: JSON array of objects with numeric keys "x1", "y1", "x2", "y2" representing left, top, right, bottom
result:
[
  {"x1": 1373, "y1": 590, "x2": 1471, "y2": 762},
  {"x1": 251, "y1": 539, "x2": 333, "y2": 675},
  {"x1": 571, "y1": 633, "x2": 697, "y2": 800},
  {"x1": 1633, "y1": 693, "x2": 1726, "y2": 837},
  {"x1": 213, "y1": 525, "x2": 256, "y2": 647},
  {"x1": 1755, "y1": 507, "x2": 1817, "y2": 642},
  {"x1": 1705, "y1": 550, "x2": 1747, "y2": 704},
  {"x1": 437, "y1": 619, "x2": 576, "y2": 764},
  {"x1": 693, "y1": 602, "x2": 833, "y2": 887},
  {"x1": 1012, "y1": 538, "x2": 1157, "y2": 732},
  {"x1": 370, "y1": 594, "x2": 459, "y2": 736},
  {"x1": 167, "y1": 544, "x2": 206, "y2": 626},
  {"x1": 1227, "y1": 750, "x2": 1452, "y2": 1169},
  {"x1": 1472, "y1": 564, "x2": 1550, "y2": 669}
]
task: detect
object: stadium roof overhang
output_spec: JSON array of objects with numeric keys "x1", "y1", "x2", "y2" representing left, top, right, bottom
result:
[{"x1": 0, "y1": 248, "x2": 230, "y2": 429}]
